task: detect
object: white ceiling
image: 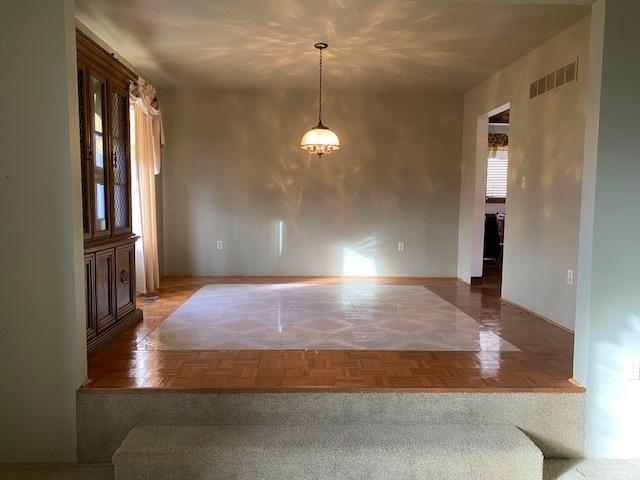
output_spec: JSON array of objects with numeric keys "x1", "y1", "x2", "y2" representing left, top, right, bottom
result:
[{"x1": 75, "y1": 0, "x2": 590, "y2": 93}]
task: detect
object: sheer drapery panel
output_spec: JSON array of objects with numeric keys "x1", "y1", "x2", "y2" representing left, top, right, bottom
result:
[{"x1": 130, "y1": 78, "x2": 164, "y2": 293}]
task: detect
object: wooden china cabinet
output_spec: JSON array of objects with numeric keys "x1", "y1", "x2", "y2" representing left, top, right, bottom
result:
[{"x1": 76, "y1": 30, "x2": 142, "y2": 354}]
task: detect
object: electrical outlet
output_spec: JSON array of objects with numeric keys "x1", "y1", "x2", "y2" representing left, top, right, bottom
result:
[
  {"x1": 216, "y1": 240, "x2": 223, "y2": 250},
  {"x1": 398, "y1": 242, "x2": 405, "y2": 252},
  {"x1": 567, "y1": 269, "x2": 574, "y2": 285},
  {"x1": 625, "y1": 358, "x2": 640, "y2": 381},
  {"x1": 520, "y1": 176, "x2": 527, "y2": 190}
]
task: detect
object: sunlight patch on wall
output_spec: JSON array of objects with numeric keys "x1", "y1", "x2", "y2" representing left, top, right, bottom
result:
[
  {"x1": 277, "y1": 219, "x2": 284, "y2": 257},
  {"x1": 342, "y1": 236, "x2": 377, "y2": 276},
  {"x1": 588, "y1": 313, "x2": 640, "y2": 458}
]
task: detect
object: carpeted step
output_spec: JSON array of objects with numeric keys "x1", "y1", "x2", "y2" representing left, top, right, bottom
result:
[
  {"x1": 77, "y1": 391, "x2": 586, "y2": 462},
  {"x1": 112, "y1": 423, "x2": 543, "y2": 480}
]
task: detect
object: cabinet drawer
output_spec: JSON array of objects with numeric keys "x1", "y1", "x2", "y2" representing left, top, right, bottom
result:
[
  {"x1": 95, "y1": 248, "x2": 116, "y2": 333},
  {"x1": 116, "y1": 243, "x2": 135, "y2": 318}
]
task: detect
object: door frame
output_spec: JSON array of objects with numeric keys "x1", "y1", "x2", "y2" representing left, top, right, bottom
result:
[{"x1": 470, "y1": 102, "x2": 510, "y2": 283}]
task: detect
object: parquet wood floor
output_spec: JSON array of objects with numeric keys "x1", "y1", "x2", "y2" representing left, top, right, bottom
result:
[{"x1": 85, "y1": 274, "x2": 582, "y2": 392}]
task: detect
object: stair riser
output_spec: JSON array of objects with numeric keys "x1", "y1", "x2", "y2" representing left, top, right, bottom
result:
[
  {"x1": 77, "y1": 391, "x2": 585, "y2": 462},
  {"x1": 115, "y1": 455, "x2": 542, "y2": 480}
]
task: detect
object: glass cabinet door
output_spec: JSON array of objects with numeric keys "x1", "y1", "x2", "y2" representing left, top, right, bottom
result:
[
  {"x1": 90, "y1": 74, "x2": 110, "y2": 237},
  {"x1": 110, "y1": 86, "x2": 131, "y2": 234}
]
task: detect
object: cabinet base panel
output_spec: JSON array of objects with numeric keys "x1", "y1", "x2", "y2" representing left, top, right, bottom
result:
[{"x1": 87, "y1": 308, "x2": 142, "y2": 355}]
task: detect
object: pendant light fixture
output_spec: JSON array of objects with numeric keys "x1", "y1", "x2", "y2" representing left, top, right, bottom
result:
[{"x1": 300, "y1": 42, "x2": 340, "y2": 156}]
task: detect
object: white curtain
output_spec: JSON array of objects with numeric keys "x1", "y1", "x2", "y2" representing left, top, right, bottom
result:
[{"x1": 130, "y1": 78, "x2": 164, "y2": 294}]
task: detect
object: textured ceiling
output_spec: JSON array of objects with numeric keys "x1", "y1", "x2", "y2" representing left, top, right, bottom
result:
[{"x1": 75, "y1": 0, "x2": 590, "y2": 93}]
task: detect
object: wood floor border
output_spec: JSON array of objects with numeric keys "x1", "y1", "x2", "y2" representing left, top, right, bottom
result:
[
  {"x1": 80, "y1": 385, "x2": 585, "y2": 394},
  {"x1": 88, "y1": 274, "x2": 579, "y2": 392},
  {"x1": 568, "y1": 378, "x2": 585, "y2": 389},
  {"x1": 500, "y1": 298, "x2": 575, "y2": 334}
]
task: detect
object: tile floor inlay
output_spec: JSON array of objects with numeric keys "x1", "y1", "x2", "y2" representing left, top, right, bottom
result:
[{"x1": 140, "y1": 284, "x2": 519, "y2": 351}]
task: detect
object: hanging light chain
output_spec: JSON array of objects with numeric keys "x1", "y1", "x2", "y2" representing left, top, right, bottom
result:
[{"x1": 318, "y1": 46, "x2": 323, "y2": 125}]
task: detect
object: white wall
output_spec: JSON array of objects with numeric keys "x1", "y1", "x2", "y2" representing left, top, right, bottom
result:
[
  {"x1": 574, "y1": 0, "x2": 640, "y2": 458},
  {"x1": 485, "y1": 203, "x2": 506, "y2": 215},
  {"x1": 161, "y1": 90, "x2": 463, "y2": 277},
  {"x1": 457, "y1": 16, "x2": 591, "y2": 329},
  {"x1": 0, "y1": 0, "x2": 86, "y2": 461}
]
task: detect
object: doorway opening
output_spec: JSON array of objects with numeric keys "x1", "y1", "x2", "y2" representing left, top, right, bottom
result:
[{"x1": 482, "y1": 108, "x2": 509, "y2": 295}]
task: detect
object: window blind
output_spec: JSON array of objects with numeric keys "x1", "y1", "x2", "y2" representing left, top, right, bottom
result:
[{"x1": 486, "y1": 149, "x2": 508, "y2": 199}]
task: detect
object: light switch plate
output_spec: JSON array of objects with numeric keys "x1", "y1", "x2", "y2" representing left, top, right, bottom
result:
[
  {"x1": 567, "y1": 269, "x2": 574, "y2": 285},
  {"x1": 398, "y1": 242, "x2": 405, "y2": 252},
  {"x1": 216, "y1": 240, "x2": 223, "y2": 250}
]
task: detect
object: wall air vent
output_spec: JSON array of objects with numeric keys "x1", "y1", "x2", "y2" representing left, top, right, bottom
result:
[{"x1": 529, "y1": 58, "x2": 578, "y2": 99}]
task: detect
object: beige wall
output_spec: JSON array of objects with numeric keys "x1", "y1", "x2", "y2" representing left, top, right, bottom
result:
[
  {"x1": 456, "y1": 16, "x2": 590, "y2": 330},
  {"x1": 0, "y1": 0, "x2": 86, "y2": 461},
  {"x1": 161, "y1": 90, "x2": 463, "y2": 277}
]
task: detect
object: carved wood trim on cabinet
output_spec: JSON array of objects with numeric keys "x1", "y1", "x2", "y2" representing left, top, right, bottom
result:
[{"x1": 76, "y1": 29, "x2": 136, "y2": 90}]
